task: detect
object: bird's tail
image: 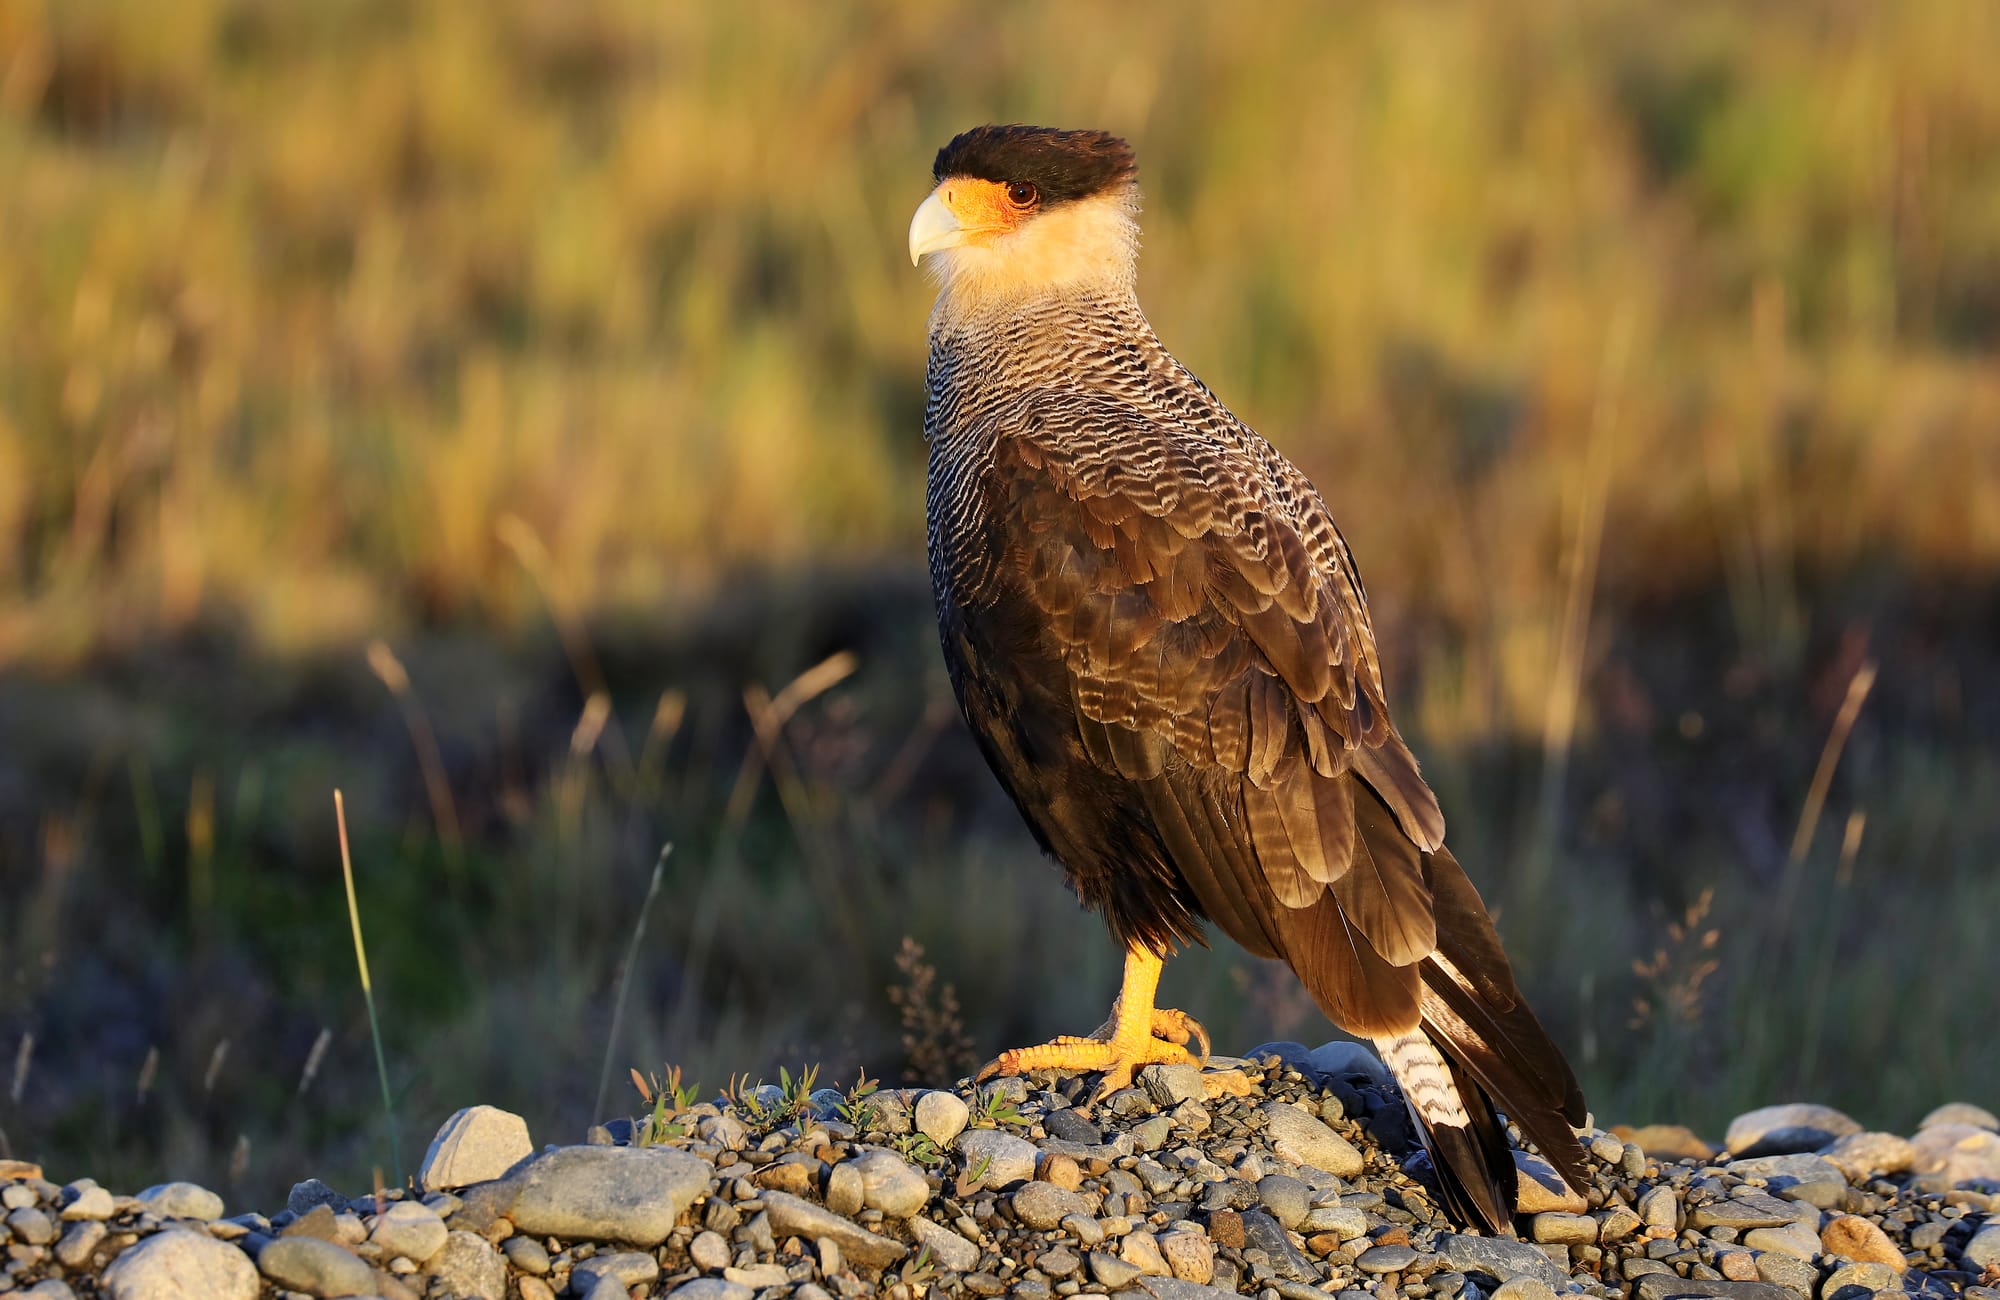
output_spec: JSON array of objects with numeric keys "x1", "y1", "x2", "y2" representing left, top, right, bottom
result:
[{"x1": 1372, "y1": 844, "x2": 1590, "y2": 1233}]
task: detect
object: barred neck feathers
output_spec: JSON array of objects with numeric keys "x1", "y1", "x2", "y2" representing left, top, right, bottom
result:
[{"x1": 924, "y1": 187, "x2": 1142, "y2": 332}]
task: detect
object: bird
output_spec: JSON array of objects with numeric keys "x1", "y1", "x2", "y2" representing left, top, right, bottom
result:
[{"x1": 908, "y1": 123, "x2": 1589, "y2": 1232}]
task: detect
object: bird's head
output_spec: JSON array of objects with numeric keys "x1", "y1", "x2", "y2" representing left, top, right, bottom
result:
[{"x1": 910, "y1": 124, "x2": 1140, "y2": 305}]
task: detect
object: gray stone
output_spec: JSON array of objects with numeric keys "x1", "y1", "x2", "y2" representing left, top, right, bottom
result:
[
  {"x1": 1690, "y1": 1192, "x2": 1798, "y2": 1231},
  {"x1": 1638, "y1": 1184, "x2": 1680, "y2": 1231},
  {"x1": 849, "y1": 1148, "x2": 930, "y2": 1217},
  {"x1": 6, "y1": 1205, "x2": 54, "y2": 1244},
  {"x1": 136, "y1": 1181, "x2": 224, "y2": 1220},
  {"x1": 59, "y1": 1185, "x2": 115, "y2": 1221},
  {"x1": 1723, "y1": 1104, "x2": 1861, "y2": 1157},
  {"x1": 1039, "y1": 1245, "x2": 1082, "y2": 1277},
  {"x1": 1529, "y1": 1212, "x2": 1596, "y2": 1245},
  {"x1": 1492, "y1": 1280, "x2": 1558, "y2": 1300},
  {"x1": 1633, "y1": 1276, "x2": 1794, "y2": 1300},
  {"x1": 1258, "y1": 1100, "x2": 1363, "y2": 1177},
  {"x1": 1308, "y1": 1040, "x2": 1390, "y2": 1087},
  {"x1": 868, "y1": 1089, "x2": 916, "y2": 1136},
  {"x1": 369, "y1": 1200, "x2": 448, "y2": 1264},
  {"x1": 1753, "y1": 1249, "x2": 1817, "y2": 1297},
  {"x1": 909, "y1": 1214, "x2": 979, "y2": 1272},
  {"x1": 102, "y1": 1228, "x2": 261, "y2": 1300},
  {"x1": 1728, "y1": 1154, "x2": 1847, "y2": 1207},
  {"x1": 1911, "y1": 1122, "x2": 2000, "y2": 1184},
  {"x1": 690, "y1": 1228, "x2": 732, "y2": 1271},
  {"x1": 574, "y1": 1250, "x2": 661, "y2": 1289},
  {"x1": 761, "y1": 1190, "x2": 908, "y2": 1270},
  {"x1": 1919, "y1": 1102, "x2": 1999, "y2": 1132},
  {"x1": 1962, "y1": 1223, "x2": 2000, "y2": 1270},
  {"x1": 958, "y1": 1130, "x2": 1040, "y2": 1190},
  {"x1": 665, "y1": 1282, "x2": 753, "y2": 1300},
  {"x1": 1045, "y1": 1109, "x2": 1104, "y2": 1145},
  {"x1": 256, "y1": 1236, "x2": 376, "y2": 1297},
  {"x1": 1515, "y1": 1149, "x2": 1588, "y2": 1212},
  {"x1": 1240, "y1": 1208, "x2": 1315, "y2": 1281},
  {"x1": 496, "y1": 1144, "x2": 711, "y2": 1246},
  {"x1": 500, "y1": 1233, "x2": 549, "y2": 1274},
  {"x1": 1131, "y1": 1115, "x2": 1174, "y2": 1152},
  {"x1": 1303, "y1": 1202, "x2": 1368, "y2": 1238},
  {"x1": 417, "y1": 1105, "x2": 534, "y2": 1192},
  {"x1": 286, "y1": 1178, "x2": 347, "y2": 1217},
  {"x1": 24, "y1": 1281, "x2": 78, "y2": 1300},
  {"x1": 825, "y1": 1160, "x2": 864, "y2": 1216},
  {"x1": 1819, "y1": 1132, "x2": 1915, "y2": 1181},
  {"x1": 1013, "y1": 1180, "x2": 1091, "y2": 1230},
  {"x1": 1255, "y1": 1174, "x2": 1310, "y2": 1230},
  {"x1": 1821, "y1": 1261, "x2": 1899, "y2": 1300},
  {"x1": 1596, "y1": 1205, "x2": 1642, "y2": 1243},
  {"x1": 55, "y1": 1218, "x2": 107, "y2": 1268},
  {"x1": 1438, "y1": 1233, "x2": 1568, "y2": 1289},
  {"x1": 1158, "y1": 1229, "x2": 1215, "y2": 1284},
  {"x1": 1741, "y1": 1222, "x2": 1821, "y2": 1260},
  {"x1": 914, "y1": 1091, "x2": 970, "y2": 1147},
  {"x1": 1357, "y1": 1244, "x2": 1419, "y2": 1272},
  {"x1": 1136, "y1": 1279, "x2": 1242, "y2": 1300},
  {"x1": 1090, "y1": 1250, "x2": 1143, "y2": 1288},
  {"x1": 427, "y1": 1229, "x2": 506, "y2": 1299},
  {"x1": 1139, "y1": 1064, "x2": 1206, "y2": 1106},
  {"x1": 281, "y1": 1203, "x2": 342, "y2": 1241}
]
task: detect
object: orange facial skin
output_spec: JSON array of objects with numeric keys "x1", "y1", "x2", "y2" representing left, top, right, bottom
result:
[{"x1": 933, "y1": 176, "x2": 1041, "y2": 244}]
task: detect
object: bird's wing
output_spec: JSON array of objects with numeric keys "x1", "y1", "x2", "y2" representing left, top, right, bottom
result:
[{"x1": 989, "y1": 390, "x2": 1446, "y2": 1028}]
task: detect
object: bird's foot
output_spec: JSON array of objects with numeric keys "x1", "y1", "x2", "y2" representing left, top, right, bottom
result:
[{"x1": 974, "y1": 946, "x2": 1209, "y2": 1101}]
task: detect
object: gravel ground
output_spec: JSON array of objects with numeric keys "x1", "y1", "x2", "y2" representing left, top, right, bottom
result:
[{"x1": 2, "y1": 1042, "x2": 1995, "y2": 1300}]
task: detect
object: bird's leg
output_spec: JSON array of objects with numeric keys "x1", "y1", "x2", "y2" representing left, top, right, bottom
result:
[{"x1": 976, "y1": 945, "x2": 1211, "y2": 1100}]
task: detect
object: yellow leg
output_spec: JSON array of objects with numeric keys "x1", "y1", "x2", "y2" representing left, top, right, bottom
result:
[{"x1": 977, "y1": 945, "x2": 1211, "y2": 1099}]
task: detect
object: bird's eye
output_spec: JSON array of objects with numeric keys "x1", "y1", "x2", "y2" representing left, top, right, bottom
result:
[{"x1": 1005, "y1": 181, "x2": 1039, "y2": 208}]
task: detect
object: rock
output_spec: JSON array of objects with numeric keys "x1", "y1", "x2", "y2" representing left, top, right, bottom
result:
[
  {"x1": 1819, "y1": 1132, "x2": 1915, "y2": 1181},
  {"x1": 914, "y1": 1091, "x2": 970, "y2": 1147},
  {"x1": 1920, "y1": 1102, "x2": 1999, "y2": 1132},
  {"x1": 136, "y1": 1181, "x2": 225, "y2": 1220},
  {"x1": 1153, "y1": 1228, "x2": 1210, "y2": 1283},
  {"x1": 1255, "y1": 1173, "x2": 1310, "y2": 1229},
  {"x1": 102, "y1": 1228, "x2": 261, "y2": 1300},
  {"x1": 665, "y1": 1282, "x2": 753, "y2": 1300},
  {"x1": 1135, "y1": 1278, "x2": 1242, "y2": 1300},
  {"x1": 1120, "y1": 1229, "x2": 1173, "y2": 1277},
  {"x1": 761, "y1": 1190, "x2": 908, "y2": 1270},
  {"x1": 1727, "y1": 1153, "x2": 1847, "y2": 1209},
  {"x1": 1821, "y1": 1261, "x2": 1899, "y2": 1300},
  {"x1": 1090, "y1": 1250, "x2": 1143, "y2": 1288},
  {"x1": 1754, "y1": 1248, "x2": 1817, "y2": 1296},
  {"x1": 60, "y1": 1185, "x2": 116, "y2": 1220},
  {"x1": 370, "y1": 1200, "x2": 448, "y2": 1264},
  {"x1": 1308, "y1": 1040, "x2": 1390, "y2": 1087},
  {"x1": 1615, "y1": 1124, "x2": 1716, "y2": 1161},
  {"x1": 495, "y1": 1144, "x2": 711, "y2": 1246},
  {"x1": 909, "y1": 1215, "x2": 979, "y2": 1272},
  {"x1": 848, "y1": 1149, "x2": 929, "y2": 1217},
  {"x1": 1013, "y1": 1180, "x2": 1091, "y2": 1230},
  {"x1": 1741, "y1": 1221, "x2": 1821, "y2": 1260},
  {"x1": 690, "y1": 1228, "x2": 732, "y2": 1271},
  {"x1": 1437, "y1": 1233, "x2": 1568, "y2": 1289},
  {"x1": 1529, "y1": 1212, "x2": 1596, "y2": 1245},
  {"x1": 500, "y1": 1234, "x2": 550, "y2": 1274},
  {"x1": 1492, "y1": 1279, "x2": 1558, "y2": 1300},
  {"x1": 417, "y1": 1105, "x2": 534, "y2": 1192},
  {"x1": 1688, "y1": 1191, "x2": 1797, "y2": 1230},
  {"x1": 1045, "y1": 1109, "x2": 1104, "y2": 1145},
  {"x1": 7, "y1": 1205, "x2": 54, "y2": 1243},
  {"x1": 1637, "y1": 1183, "x2": 1679, "y2": 1231},
  {"x1": 1259, "y1": 1100, "x2": 1364, "y2": 1177},
  {"x1": 1718, "y1": 1250, "x2": 1760, "y2": 1281},
  {"x1": 427, "y1": 1230, "x2": 506, "y2": 1299},
  {"x1": 825, "y1": 1160, "x2": 864, "y2": 1216},
  {"x1": 286, "y1": 1178, "x2": 347, "y2": 1216},
  {"x1": 574, "y1": 1251, "x2": 661, "y2": 1290},
  {"x1": 281, "y1": 1204, "x2": 342, "y2": 1241},
  {"x1": 1240, "y1": 1208, "x2": 1316, "y2": 1281},
  {"x1": 1596, "y1": 1205, "x2": 1642, "y2": 1243},
  {"x1": 1061, "y1": 1212, "x2": 1104, "y2": 1245},
  {"x1": 1357, "y1": 1244, "x2": 1420, "y2": 1272},
  {"x1": 1039, "y1": 1245, "x2": 1082, "y2": 1277},
  {"x1": 1723, "y1": 1104, "x2": 1861, "y2": 1157},
  {"x1": 1819, "y1": 1214, "x2": 1906, "y2": 1272},
  {"x1": 257, "y1": 1236, "x2": 377, "y2": 1297},
  {"x1": 1963, "y1": 1223, "x2": 2000, "y2": 1270},
  {"x1": 1037, "y1": 1150, "x2": 1083, "y2": 1190},
  {"x1": 55, "y1": 1218, "x2": 107, "y2": 1268},
  {"x1": 958, "y1": 1130, "x2": 1040, "y2": 1190},
  {"x1": 1633, "y1": 1275, "x2": 1793, "y2": 1300},
  {"x1": 1140, "y1": 1064, "x2": 1206, "y2": 1106},
  {"x1": 868, "y1": 1090, "x2": 915, "y2": 1136},
  {"x1": 1515, "y1": 1151, "x2": 1588, "y2": 1212},
  {"x1": 1911, "y1": 1122, "x2": 2000, "y2": 1183},
  {"x1": 25, "y1": 1281, "x2": 79, "y2": 1300},
  {"x1": 0, "y1": 1160, "x2": 42, "y2": 1180}
]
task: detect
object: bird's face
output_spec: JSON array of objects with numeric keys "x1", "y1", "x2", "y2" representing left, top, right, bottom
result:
[{"x1": 910, "y1": 124, "x2": 1140, "y2": 306}]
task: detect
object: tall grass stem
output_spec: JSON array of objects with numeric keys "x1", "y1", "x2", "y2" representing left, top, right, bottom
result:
[
  {"x1": 335, "y1": 789, "x2": 403, "y2": 1185},
  {"x1": 593, "y1": 842, "x2": 672, "y2": 1123}
]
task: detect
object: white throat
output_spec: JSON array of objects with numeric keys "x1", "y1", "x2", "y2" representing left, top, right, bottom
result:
[{"x1": 925, "y1": 188, "x2": 1141, "y2": 323}]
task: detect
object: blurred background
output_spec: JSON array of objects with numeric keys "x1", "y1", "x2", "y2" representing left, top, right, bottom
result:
[{"x1": 2, "y1": 0, "x2": 1997, "y2": 1207}]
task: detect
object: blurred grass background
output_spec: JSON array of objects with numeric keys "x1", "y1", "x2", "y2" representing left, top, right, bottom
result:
[{"x1": 2, "y1": 0, "x2": 1997, "y2": 1205}]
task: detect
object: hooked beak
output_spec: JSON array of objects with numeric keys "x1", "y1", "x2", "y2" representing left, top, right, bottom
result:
[{"x1": 908, "y1": 189, "x2": 965, "y2": 266}]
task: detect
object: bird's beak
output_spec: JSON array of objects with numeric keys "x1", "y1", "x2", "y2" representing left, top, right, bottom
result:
[{"x1": 908, "y1": 189, "x2": 964, "y2": 266}]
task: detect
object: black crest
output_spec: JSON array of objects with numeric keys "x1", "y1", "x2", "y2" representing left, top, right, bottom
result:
[{"x1": 932, "y1": 125, "x2": 1137, "y2": 205}]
